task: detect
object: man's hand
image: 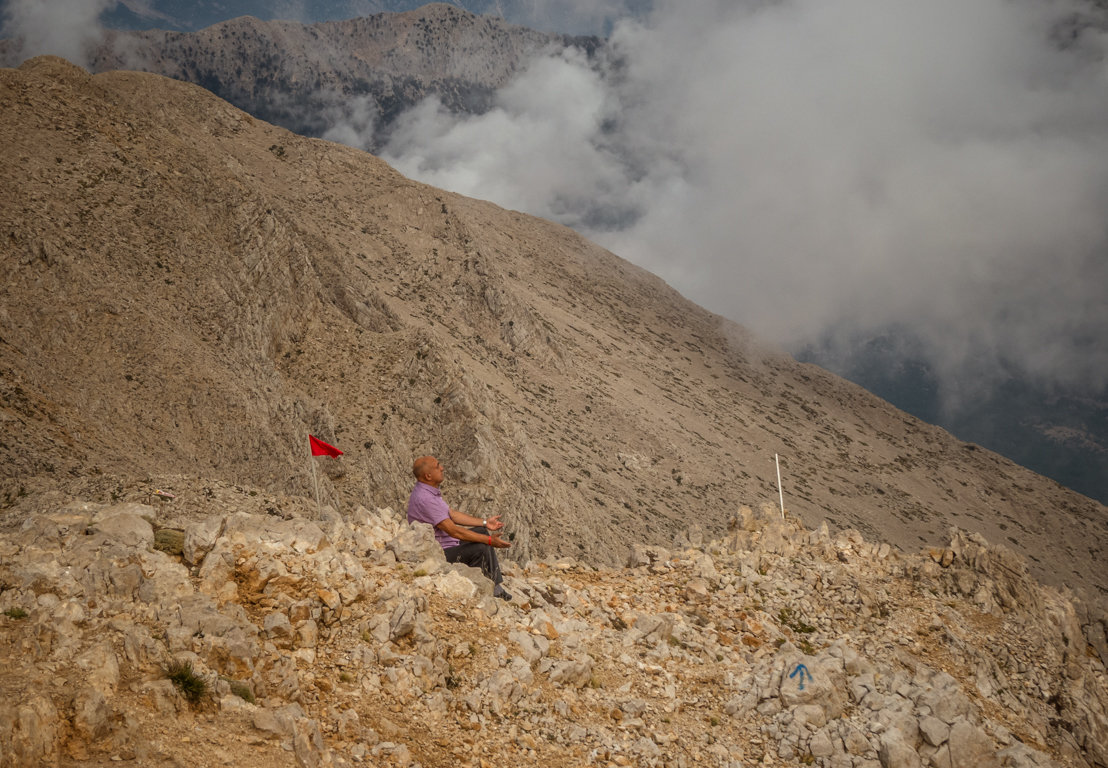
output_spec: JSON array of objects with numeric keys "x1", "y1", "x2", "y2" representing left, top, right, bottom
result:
[
  {"x1": 486, "y1": 515, "x2": 505, "y2": 532},
  {"x1": 489, "y1": 534, "x2": 511, "y2": 549}
]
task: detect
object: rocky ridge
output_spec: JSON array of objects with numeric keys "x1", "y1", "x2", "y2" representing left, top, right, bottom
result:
[{"x1": 1, "y1": 482, "x2": 1106, "y2": 768}]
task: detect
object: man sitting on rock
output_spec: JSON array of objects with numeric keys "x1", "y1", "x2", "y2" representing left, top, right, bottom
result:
[{"x1": 406, "y1": 455, "x2": 513, "y2": 600}]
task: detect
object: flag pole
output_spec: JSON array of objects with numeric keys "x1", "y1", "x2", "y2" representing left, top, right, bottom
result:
[
  {"x1": 308, "y1": 434, "x2": 322, "y2": 518},
  {"x1": 775, "y1": 453, "x2": 785, "y2": 519}
]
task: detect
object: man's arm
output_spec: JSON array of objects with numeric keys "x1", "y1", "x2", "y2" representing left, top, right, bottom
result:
[
  {"x1": 448, "y1": 508, "x2": 504, "y2": 531},
  {"x1": 436, "y1": 517, "x2": 510, "y2": 548}
]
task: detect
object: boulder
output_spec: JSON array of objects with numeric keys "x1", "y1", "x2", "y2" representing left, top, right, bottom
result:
[
  {"x1": 72, "y1": 686, "x2": 112, "y2": 740},
  {"x1": 220, "y1": 513, "x2": 330, "y2": 555},
  {"x1": 418, "y1": 569, "x2": 480, "y2": 601},
  {"x1": 549, "y1": 657, "x2": 593, "y2": 688},
  {"x1": 878, "y1": 729, "x2": 922, "y2": 768},
  {"x1": 932, "y1": 718, "x2": 1000, "y2": 768},
  {"x1": 626, "y1": 612, "x2": 676, "y2": 647},
  {"x1": 90, "y1": 511, "x2": 154, "y2": 550},
  {"x1": 0, "y1": 694, "x2": 60, "y2": 767},
  {"x1": 386, "y1": 522, "x2": 444, "y2": 564},
  {"x1": 779, "y1": 654, "x2": 846, "y2": 721},
  {"x1": 253, "y1": 703, "x2": 305, "y2": 746},
  {"x1": 183, "y1": 516, "x2": 224, "y2": 566},
  {"x1": 293, "y1": 717, "x2": 331, "y2": 768}
]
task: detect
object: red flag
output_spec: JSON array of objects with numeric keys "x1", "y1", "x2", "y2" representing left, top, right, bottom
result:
[{"x1": 309, "y1": 435, "x2": 343, "y2": 458}]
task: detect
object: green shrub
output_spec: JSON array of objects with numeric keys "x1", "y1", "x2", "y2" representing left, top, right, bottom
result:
[
  {"x1": 153, "y1": 528, "x2": 185, "y2": 555},
  {"x1": 166, "y1": 660, "x2": 207, "y2": 706},
  {"x1": 3, "y1": 607, "x2": 28, "y2": 619}
]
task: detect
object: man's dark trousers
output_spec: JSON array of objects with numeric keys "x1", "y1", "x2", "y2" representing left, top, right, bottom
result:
[{"x1": 442, "y1": 526, "x2": 503, "y2": 588}]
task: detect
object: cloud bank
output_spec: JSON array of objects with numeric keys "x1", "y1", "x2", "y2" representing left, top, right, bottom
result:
[
  {"x1": 0, "y1": 0, "x2": 116, "y2": 67},
  {"x1": 379, "y1": 0, "x2": 1108, "y2": 401}
]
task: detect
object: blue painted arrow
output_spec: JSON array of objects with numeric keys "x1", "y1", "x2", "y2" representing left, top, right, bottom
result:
[{"x1": 789, "y1": 663, "x2": 813, "y2": 691}]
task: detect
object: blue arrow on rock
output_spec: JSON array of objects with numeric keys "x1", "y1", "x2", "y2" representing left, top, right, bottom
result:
[{"x1": 789, "y1": 663, "x2": 813, "y2": 691}]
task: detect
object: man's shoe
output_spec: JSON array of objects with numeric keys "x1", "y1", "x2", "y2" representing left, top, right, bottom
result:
[{"x1": 493, "y1": 586, "x2": 513, "y2": 601}]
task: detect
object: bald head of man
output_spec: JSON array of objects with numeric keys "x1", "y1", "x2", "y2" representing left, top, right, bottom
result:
[{"x1": 413, "y1": 455, "x2": 445, "y2": 487}]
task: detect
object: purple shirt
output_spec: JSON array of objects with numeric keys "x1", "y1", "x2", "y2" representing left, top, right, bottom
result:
[{"x1": 407, "y1": 481, "x2": 459, "y2": 548}]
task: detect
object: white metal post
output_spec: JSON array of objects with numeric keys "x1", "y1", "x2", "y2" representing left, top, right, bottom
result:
[{"x1": 775, "y1": 453, "x2": 785, "y2": 519}]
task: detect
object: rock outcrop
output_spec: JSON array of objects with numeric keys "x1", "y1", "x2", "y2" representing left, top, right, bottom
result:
[{"x1": 1, "y1": 490, "x2": 1105, "y2": 767}]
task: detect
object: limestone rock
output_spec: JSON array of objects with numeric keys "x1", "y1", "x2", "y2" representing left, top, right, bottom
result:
[
  {"x1": 386, "y1": 522, "x2": 444, "y2": 565},
  {"x1": 937, "y1": 719, "x2": 1001, "y2": 768},
  {"x1": 89, "y1": 510, "x2": 154, "y2": 550},
  {"x1": 548, "y1": 657, "x2": 593, "y2": 688},
  {"x1": 878, "y1": 729, "x2": 922, "y2": 768},
  {"x1": 0, "y1": 695, "x2": 60, "y2": 767}
]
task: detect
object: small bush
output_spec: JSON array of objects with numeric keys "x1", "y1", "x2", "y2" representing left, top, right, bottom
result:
[
  {"x1": 153, "y1": 528, "x2": 185, "y2": 555},
  {"x1": 166, "y1": 660, "x2": 207, "y2": 706},
  {"x1": 4, "y1": 607, "x2": 28, "y2": 619}
]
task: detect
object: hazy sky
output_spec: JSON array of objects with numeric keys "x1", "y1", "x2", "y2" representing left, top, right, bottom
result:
[{"x1": 5, "y1": 0, "x2": 1107, "y2": 408}]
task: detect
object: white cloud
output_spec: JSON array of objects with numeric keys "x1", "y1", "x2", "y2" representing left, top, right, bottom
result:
[
  {"x1": 379, "y1": 0, "x2": 1108, "y2": 397},
  {"x1": 383, "y1": 46, "x2": 633, "y2": 229},
  {"x1": 1, "y1": 0, "x2": 116, "y2": 67},
  {"x1": 320, "y1": 93, "x2": 380, "y2": 150}
]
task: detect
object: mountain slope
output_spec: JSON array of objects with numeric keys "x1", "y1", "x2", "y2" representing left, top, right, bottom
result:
[{"x1": 1, "y1": 56, "x2": 1106, "y2": 599}]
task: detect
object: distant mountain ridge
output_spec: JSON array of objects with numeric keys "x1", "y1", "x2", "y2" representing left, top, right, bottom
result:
[
  {"x1": 2, "y1": 56, "x2": 1105, "y2": 601},
  {"x1": 89, "y1": 0, "x2": 627, "y2": 36},
  {"x1": 0, "y1": 3, "x2": 604, "y2": 150}
]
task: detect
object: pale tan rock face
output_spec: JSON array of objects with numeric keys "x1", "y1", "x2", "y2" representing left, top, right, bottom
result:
[{"x1": 0, "y1": 56, "x2": 1106, "y2": 608}]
